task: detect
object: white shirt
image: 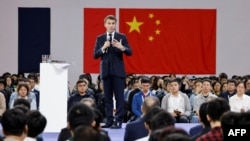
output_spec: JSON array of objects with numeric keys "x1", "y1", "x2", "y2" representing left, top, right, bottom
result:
[
  {"x1": 168, "y1": 93, "x2": 185, "y2": 113},
  {"x1": 229, "y1": 94, "x2": 250, "y2": 112}
]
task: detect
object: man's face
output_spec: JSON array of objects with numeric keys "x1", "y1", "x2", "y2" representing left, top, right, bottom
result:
[
  {"x1": 104, "y1": 19, "x2": 116, "y2": 33},
  {"x1": 227, "y1": 82, "x2": 236, "y2": 91},
  {"x1": 170, "y1": 82, "x2": 179, "y2": 93},
  {"x1": 141, "y1": 83, "x2": 150, "y2": 93},
  {"x1": 77, "y1": 82, "x2": 88, "y2": 93},
  {"x1": 29, "y1": 79, "x2": 36, "y2": 89},
  {"x1": 0, "y1": 84, "x2": 4, "y2": 90},
  {"x1": 202, "y1": 81, "x2": 211, "y2": 93}
]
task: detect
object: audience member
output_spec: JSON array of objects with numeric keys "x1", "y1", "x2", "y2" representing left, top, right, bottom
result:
[
  {"x1": 229, "y1": 82, "x2": 250, "y2": 112},
  {"x1": 218, "y1": 79, "x2": 237, "y2": 102},
  {"x1": 196, "y1": 97, "x2": 230, "y2": 141},
  {"x1": 9, "y1": 82, "x2": 37, "y2": 110},
  {"x1": 136, "y1": 107, "x2": 164, "y2": 141},
  {"x1": 73, "y1": 125, "x2": 99, "y2": 141},
  {"x1": 124, "y1": 96, "x2": 160, "y2": 141},
  {"x1": 157, "y1": 126, "x2": 191, "y2": 141},
  {"x1": 0, "y1": 92, "x2": 6, "y2": 118},
  {"x1": 193, "y1": 79, "x2": 217, "y2": 123},
  {"x1": 67, "y1": 79, "x2": 95, "y2": 111},
  {"x1": 161, "y1": 79, "x2": 191, "y2": 123},
  {"x1": 66, "y1": 102, "x2": 95, "y2": 140},
  {"x1": 190, "y1": 102, "x2": 211, "y2": 140},
  {"x1": 24, "y1": 110, "x2": 47, "y2": 141},
  {"x1": 132, "y1": 76, "x2": 157, "y2": 120},
  {"x1": 1, "y1": 108, "x2": 28, "y2": 141}
]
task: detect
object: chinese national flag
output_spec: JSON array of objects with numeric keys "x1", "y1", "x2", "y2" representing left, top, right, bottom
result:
[
  {"x1": 83, "y1": 8, "x2": 115, "y2": 73},
  {"x1": 120, "y1": 9, "x2": 216, "y2": 74}
]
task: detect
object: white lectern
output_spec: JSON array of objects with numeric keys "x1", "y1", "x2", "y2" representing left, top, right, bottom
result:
[{"x1": 40, "y1": 63, "x2": 69, "y2": 132}]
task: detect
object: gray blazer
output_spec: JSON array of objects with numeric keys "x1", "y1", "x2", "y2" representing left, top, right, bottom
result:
[{"x1": 161, "y1": 92, "x2": 191, "y2": 117}]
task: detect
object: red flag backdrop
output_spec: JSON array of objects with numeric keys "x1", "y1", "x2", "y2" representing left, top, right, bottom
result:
[
  {"x1": 84, "y1": 8, "x2": 216, "y2": 74},
  {"x1": 120, "y1": 9, "x2": 216, "y2": 74},
  {"x1": 83, "y1": 8, "x2": 115, "y2": 73}
]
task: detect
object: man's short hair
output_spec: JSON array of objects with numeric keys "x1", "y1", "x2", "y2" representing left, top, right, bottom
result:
[
  {"x1": 26, "y1": 110, "x2": 47, "y2": 138},
  {"x1": 142, "y1": 96, "x2": 160, "y2": 114},
  {"x1": 13, "y1": 98, "x2": 31, "y2": 110},
  {"x1": 140, "y1": 76, "x2": 151, "y2": 84},
  {"x1": 207, "y1": 97, "x2": 230, "y2": 121},
  {"x1": 1, "y1": 108, "x2": 27, "y2": 136},
  {"x1": 227, "y1": 79, "x2": 237, "y2": 85},
  {"x1": 202, "y1": 79, "x2": 212, "y2": 85},
  {"x1": 68, "y1": 103, "x2": 95, "y2": 130},
  {"x1": 104, "y1": 15, "x2": 117, "y2": 23},
  {"x1": 150, "y1": 110, "x2": 175, "y2": 131},
  {"x1": 76, "y1": 79, "x2": 88, "y2": 86}
]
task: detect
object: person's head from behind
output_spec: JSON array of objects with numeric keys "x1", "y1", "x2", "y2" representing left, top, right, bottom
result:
[
  {"x1": 140, "y1": 76, "x2": 151, "y2": 93},
  {"x1": 1, "y1": 108, "x2": 27, "y2": 139},
  {"x1": 220, "y1": 111, "x2": 242, "y2": 140},
  {"x1": 92, "y1": 108, "x2": 103, "y2": 131},
  {"x1": 207, "y1": 97, "x2": 230, "y2": 123},
  {"x1": 73, "y1": 125, "x2": 98, "y2": 141},
  {"x1": 158, "y1": 126, "x2": 190, "y2": 141},
  {"x1": 141, "y1": 96, "x2": 160, "y2": 115},
  {"x1": 150, "y1": 110, "x2": 175, "y2": 132},
  {"x1": 159, "y1": 133, "x2": 191, "y2": 141},
  {"x1": 67, "y1": 102, "x2": 95, "y2": 131},
  {"x1": 26, "y1": 110, "x2": 47, "y2": 138},
  {"x1": 198, "y1": 102, "x2": 210, "y2": 128},
  {"x1": 80, "y1": 97, "x2": 96, "y2": 108},
  {"x1": 104, "y1": 15, "x2": 117, "y2": 33},
  {"x1": 14, "y1": 98, "x2": 31, "y2": 111},
  {"x1": 144, "y1": 107, "x2": 164, "y2": 133}
]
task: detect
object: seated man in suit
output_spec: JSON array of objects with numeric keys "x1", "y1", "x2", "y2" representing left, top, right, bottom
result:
[{"x1": 124, "y1": 96, "x2": 160, "y2": 141}]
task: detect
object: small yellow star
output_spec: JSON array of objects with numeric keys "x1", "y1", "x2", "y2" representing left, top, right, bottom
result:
[
  {"x1": 149, "y1": 13, "x2": 154, "y2": 19},
  {"x1": 126, "y1": 16, "x2": 144, "y2": 33},
  {"x1": 155, "y1": 20, "x2": 161, "y2": 25},
  {"x1": 148, "y1": 35, "x2": 154, "y2": 42},
  {"x1": 155, "y1": 29, "x2": 161, "y2": 35}
]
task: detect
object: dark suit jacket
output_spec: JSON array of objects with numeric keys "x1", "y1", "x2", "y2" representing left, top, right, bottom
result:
[
  {"x1": 218, "y1": 90, "x2": 236, "y2": 102},
  {"x1": 189, "y1": 124, "x2": 203, "y2": 136},
  {"x1": 93, "y1": 32, "x2": 132, "y2": 79},
  {"x1": 124, "y1": 118, "x2": 148, "y2": 141}
]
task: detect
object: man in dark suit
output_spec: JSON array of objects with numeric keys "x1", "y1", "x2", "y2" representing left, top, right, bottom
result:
[
  {"x1": 93, "y1": 15, "x2": 132, "y2": 129},
  {"x1": 124, "y1": 96, "x2": 160, "y2": 141}
]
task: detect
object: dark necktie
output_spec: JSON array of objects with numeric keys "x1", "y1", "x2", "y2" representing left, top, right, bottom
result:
[{"x1": 108, "y1": 33, "x2": 112, "y2": 44}]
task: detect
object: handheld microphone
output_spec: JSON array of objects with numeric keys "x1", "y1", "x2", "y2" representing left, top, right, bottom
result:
[{"x1": 106, "y1": 36, "x2": 110, "y2": 53}]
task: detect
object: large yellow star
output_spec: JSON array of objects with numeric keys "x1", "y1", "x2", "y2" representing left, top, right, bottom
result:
[{"x1": 126, "y1": 16, "x2": 144, "y2": 33}]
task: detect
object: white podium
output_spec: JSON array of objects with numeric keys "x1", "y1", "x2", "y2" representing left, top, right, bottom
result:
[{"x1": 40, "y1": 63, "x2": 69, "y2": 132}]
